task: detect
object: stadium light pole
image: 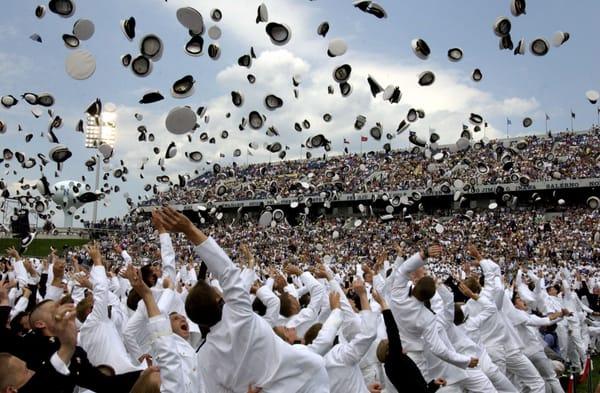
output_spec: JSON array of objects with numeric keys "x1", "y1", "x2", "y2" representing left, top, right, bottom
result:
[{"x1": 84, "y1": 106, "x2": 117, "y2": 226}]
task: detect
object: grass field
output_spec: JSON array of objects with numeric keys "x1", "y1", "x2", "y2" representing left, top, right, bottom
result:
[{"x1": 0, "y1": 238, "x2": 89, "y2": 257}]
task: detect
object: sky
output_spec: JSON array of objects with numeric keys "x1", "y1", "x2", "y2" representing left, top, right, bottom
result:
[{"x1": 0, "y1": 0, "x2": 599, "y2": 226}]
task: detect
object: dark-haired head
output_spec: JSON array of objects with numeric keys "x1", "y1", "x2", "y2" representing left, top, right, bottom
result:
[{"x1": 185, "y1": 280, "x2": 224, "y2": 328}]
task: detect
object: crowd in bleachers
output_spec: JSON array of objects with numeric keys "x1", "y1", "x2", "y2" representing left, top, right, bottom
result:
[{"x1": 140, "y1": 130, "x2": 600, "y2": 207}]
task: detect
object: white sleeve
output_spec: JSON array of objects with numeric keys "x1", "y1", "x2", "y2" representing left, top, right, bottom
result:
[
  {"x1": 50, "y1": 352, "x2": 71, "y2": 376},
  {"x1": 256, "y1": 285, "x2": 281, "y2": 327},
  {"x1": 88, "y1": 265, "x2": 109, "y2": 322},
  {"x1": 45, "y1": 285, "x2": 64, "y2": 301},
  {"x1": 326, "y1": 310, "x2": 377, "y2": 366},
  {"x1": 123, "y1": 308, "x2": 146, "y2": 361},
  {"x1": 299, "y1": 272, "x2": 325, "y2": 318},
  {"x1": 148, "y1": 315, "x2": 192, "y2": 393},
  {"x1": 9, "y1": 296, "x2": 29, "y2": 321},
  {"x1": 159, "y1": 233, "x2": 177, "y2": 282},
  {"x1": 422, "y1": 321, "x2": 471, "y2": 369},
  {"x1": 121, "y1": 250, "x2": 133, "y2": 266},
  {"x1": 12, "y1": 259, "x2": 29, "y2": 287},
  {"x1": 240, "y1": 268, "x2": 258, "y2": 292},
  {"x1": 306, "y1": 309, "x2": 343, "y2": 356},
  {"x1": 193, "y1": 238, "x2": 253, "y2": 320}
]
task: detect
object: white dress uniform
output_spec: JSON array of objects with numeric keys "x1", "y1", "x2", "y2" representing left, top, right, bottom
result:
[
  {"x1": 195, "y1": 237, "x2": 330, "y2": 393},
  {"x1": 147, "y1": 314, "x2": 205, "y2": 393},
  {"x1": 79, "y1": 265, "x2": 140, "y2": 374},
  {"x1": 323, "y1": 310, "x2": 378, "y2": 393}
]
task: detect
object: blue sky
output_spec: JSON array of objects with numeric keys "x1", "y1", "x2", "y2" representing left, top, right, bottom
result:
[{"x1": 0, "y1": 0, "x2": 599, "y2": 224}]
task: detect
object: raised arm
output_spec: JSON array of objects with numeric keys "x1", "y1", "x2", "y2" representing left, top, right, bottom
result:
[
  {"x1": 255, "y1": 279, "x2": 281, "y2": 327},
  {"x1": 86, "y1": 243, "x2": 110, "y2": 322},
  {"x1": 154, "y1": 207, "x2": 253, "y2": 318},
  {"x1": 153, "y1": 211, "x2": 177, "y2": 282},
  {"x1": 373, "y1": 289, "x2": 403, "y2": 354},
  {"x1": 306, "y1": 292, "x2": 343, "y2": 356}
]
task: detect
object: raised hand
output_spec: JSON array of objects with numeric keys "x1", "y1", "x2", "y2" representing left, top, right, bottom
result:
[
  {"x1": 311, "y1": 264, "x2": 330, "y2": 280},
  {"x1": 374, "y1": 252, "x2": 386, "y2": 273},
  {"x1": 156, "y1": 207, "x2": 207, "y2": 245},
  {"x1": 84, "y1": 242, "x2": 102, "y2": 266},
  {"x1": 155, "y1": 207, "x2": 193, "y2": 234},
  {"x1": 371, "y1": 289, "x2": 388, "y2": 310},
  {"x1": 125, "y1": 265, "x2": 151, "y2": 298},
  {"x1": 74, "y1": 274, "x2": 93, "y2": 290},
  {"x1": 52, "y1": 259, "x2": 66, "y2": 280},
  {"x1": 467, "y1": 244, "x2": 483, "y2": 263},
  {"x1": 458, "y1": 282, "x2": 478, "y2": 300},
  {"x1": 151, "y1": 210, "x2": 167, "y2": 233},
  {"x1": 6, "y1": 246, "x2": 20, "y2": 260},
  {"x1": 393, "y1": 243, "x2": 404, "y2": 256},
  {"x1": 352, "y1": 278, "x2": 367, "y2": 295}
]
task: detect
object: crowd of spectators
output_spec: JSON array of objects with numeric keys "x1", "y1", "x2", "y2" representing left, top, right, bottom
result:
[{"x1": 140, "y1": 130, "x2": 600, "y2": 207}]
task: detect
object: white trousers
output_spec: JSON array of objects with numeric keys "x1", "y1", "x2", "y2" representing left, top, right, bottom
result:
[
  {"x1": 503, "y1": 349, "x2": 546, "y2": 393},
  {"x1": 480, "y1": 351, "x2": 518, "y2": 393},
  {"x1": 528, "y1": 351, "x2": 565, "y2": 393},
  {"x1": 437, "y1": 368, "x2": 497, "y2": 393}
]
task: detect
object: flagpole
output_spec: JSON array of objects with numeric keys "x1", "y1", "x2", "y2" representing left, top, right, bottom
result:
[
  {"x1": 597, "y1": 106, "x2": 599, "y2": 127},
  {"x1": 571, "y1": 109, "x2": 574, "y2": 132},
  {"x1": 506, "y1": 120, "x2": 509, "y2": 139},
  {"x1": 545, "y1": 115, "x2": 548, "y2": 135}
]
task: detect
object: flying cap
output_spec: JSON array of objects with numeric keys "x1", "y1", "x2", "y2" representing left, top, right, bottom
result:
[
  {"x1": 165, "y1": 106, "x2": 197, "y2": 134},
  {"x1": 65, "y1": 50, "x2": 96, "y2": 80},
  {"x1": 265, "y1": 22, "x2": 291, "y2": 46}
]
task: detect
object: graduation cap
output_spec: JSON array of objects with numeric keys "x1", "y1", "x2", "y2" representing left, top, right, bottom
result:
[
  {"x1": 333, "y1": 64, "x2": 352, "y2": 83},
  {"x1": 411, "y1": 38, "x2": 430, "y2": 60},
  {"x1": 447, "y1": 48, "x2": 463, "y2": 62},
  {"x1": 256, "y1": 3, "x2": 269, "y2": 23},
  {"x1": 73, "y1": 19, "x2": 95, "y2": 41},
  {"x1": 177, "y1": 7, "x2": 204, "y2": 34},
  {"x1": 317, "y1": 22, "x2": 329, "y2": 37},
  {"x1": 185, "y1": 35, "x2": 204, "y2": 56},
  {"x1": 208, "y1": 43, "x2": 221, "y2": 60},
  {"x1": 265, "y1": 22, "x2": 291, "y2": 46},
  {"x1": 208, "y1": 26, "x2": 222, "y2": 40},
  {"x1": 530, "y1": 38, "x2": 549, "y2": 56},
  {"x1": 1, "y1": 95, "x2": 18, "y2": 108},
  {"x1": 264, "y1": 94, "x2": 283, "y2": 110},
  {"x1": 171, "y1": 75, "x2": 195, "y2": 99},
  {"x1": 121, "y1": 17, "x2": 136, "y2": 40},
  {"x1": 418, "y1": 71, "x2": 435, "y2": 86},
  {"x1": 165, "y1": 106, "x2": 197, "y2": 134},
  {"x1": 49, "y1": 0, "x2": 75, "y2": 17},
  {"x1": 327, "y1": 38, "x2": 347, "y2": 57},
  {"x1": 139, "y1": 91, "x2": 164, "y2": 104},
  {"x1": 65, "y1": 50, "x2": 96, "y2": 80}
]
